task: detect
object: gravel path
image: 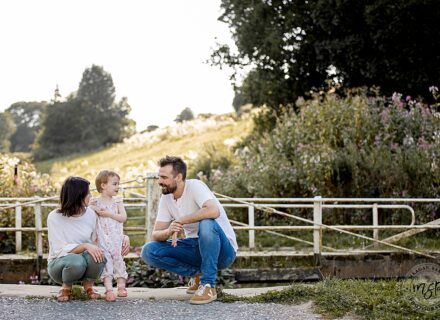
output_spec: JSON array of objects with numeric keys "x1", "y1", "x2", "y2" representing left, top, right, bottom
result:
[{"x1": 0, "y1": 297, "x2": 321, "y2": 320}]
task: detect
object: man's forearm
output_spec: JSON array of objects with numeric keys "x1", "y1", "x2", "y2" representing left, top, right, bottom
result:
[
  {"x1": 152, "y1": 228, "x2": 171, "y2": 241},
  {"x1": 178, "y1": 206, "x2": 219, "y2": 225}
]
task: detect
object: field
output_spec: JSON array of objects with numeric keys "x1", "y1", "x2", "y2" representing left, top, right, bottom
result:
[{"x1": 36, "y1": 114, "x2": 252, "y2": 186}]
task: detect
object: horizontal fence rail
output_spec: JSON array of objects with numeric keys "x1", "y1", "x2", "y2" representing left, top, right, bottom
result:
[{"x1": 2, "y1": 193, "x2": 440, "y2": 259}]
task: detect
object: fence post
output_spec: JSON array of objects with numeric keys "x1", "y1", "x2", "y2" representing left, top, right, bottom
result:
[
  {"x1": 15, "y1": 202, "x2": 22, "y2": 253},
  {"x1": 34, "y1": 198, "x2": 43, "y2": 279},
  {"x1": 313, "y1": 196, "x2": 322, "y2": 264},
  {"x1": 34, "y1": 200, "x2": 43, "y2": 258},
  {"x1": 146, "y1": 173, "x2": 160, "y2": 242},
  {"x1": 248, "y1": 206, "x2": 255, "y2": 250},
  {"x1": 372, "y1": 203, "x2": 379, "y2": 248}
]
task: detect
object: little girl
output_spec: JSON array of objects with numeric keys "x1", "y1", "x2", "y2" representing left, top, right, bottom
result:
[{"x1": 90, "y1": 170, "x2": 128, "y2": 302}]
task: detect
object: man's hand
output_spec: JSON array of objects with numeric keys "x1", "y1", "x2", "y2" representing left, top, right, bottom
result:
[
  {"x1": 168, "y1": 221, "x2": 183, "y2": 247},
  {"x1": 121, "y1": 235, "x2": 130, "y2": 256},
  {"x1": 168, "y1": 221, "x2": 183, "y2": 236},
  {"x1": 171, "y1": 232, "x2": 178, "y2": 247},
  {"x1": 84, "y1": 243, "x2": 104, "y2": 263}
]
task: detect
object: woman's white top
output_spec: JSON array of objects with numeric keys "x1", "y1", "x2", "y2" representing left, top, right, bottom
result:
[{"x1": 47, "y1": 207, "x2": 97, "y2": 262}]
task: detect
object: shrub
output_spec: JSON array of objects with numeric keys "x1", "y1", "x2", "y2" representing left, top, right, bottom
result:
[
  {"x1": 0, "y1": 154, "x2": 56, "y2": 253},
  {"x1": 208, "y1": 89, "x2": 440, "y2": 225}
]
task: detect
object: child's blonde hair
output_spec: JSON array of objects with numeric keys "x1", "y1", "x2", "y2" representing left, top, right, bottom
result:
[{"x1": 95, "y1": 170, "x2": 120, "y2": 193}]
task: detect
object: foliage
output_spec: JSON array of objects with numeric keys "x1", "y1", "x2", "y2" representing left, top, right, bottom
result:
[
  {"x1": 5, "y1": 101, "x2": 47, "y2": 152},
  {"x1": 188, "y1": 143, "x2": 235, "y2": 186},
  {"x1": 214, "y1": 0, "x2": 440, "y2": 111},
  {"x1": 0, "y1": 112, "x2": 16, "y2": 152},
  {"x1": 219, "y1": 278, "x2": 440, "y2": 319},
  {"x1": 144, "y1": 125, "x2": 159, "y2": 133},
  {"x1": 175, "y1": 107, "x2": 195, "y2": 123},
  {"x1": 125, "y1": 258, "x2": 186, "y2": 288},
  {"x1": 77, "y1": 65, "x2": 115, "y2": 108},
  {"x1": 126, "y1": 258, "x2": 235, "y2": 288},
  {"x1": 0, "y1": 154, "x2": 56, "y2": 253},
  {"x1": 202, "y1": 90, "x2": 440, "y2": 225},
  {"x1": 33, "y1": 65, "x2": 136, "y2": 160}
]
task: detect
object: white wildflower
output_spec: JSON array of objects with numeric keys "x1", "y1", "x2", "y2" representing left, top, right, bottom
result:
[
  {"x1": 403, "y1": 135, "x2": 415, "y2": 146},
  {"x1": 224, "y1": 138, "x2": 238, "y2": 146},
  {"x1": 186, "y1": 150, "x2": 198, "y2": 160}
]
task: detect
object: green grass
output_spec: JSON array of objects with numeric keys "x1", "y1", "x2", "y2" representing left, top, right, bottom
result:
[{"x1": 219, "y1": 279, "x2": 440, "y2": 319}]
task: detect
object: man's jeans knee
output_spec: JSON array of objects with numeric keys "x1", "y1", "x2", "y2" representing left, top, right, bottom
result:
[
  {"x1": 141, "y1": 241, "x2": 158, "y2": 267},
  {"x1": 141, "y1": 240, "x2": 201, "y2": 277}
]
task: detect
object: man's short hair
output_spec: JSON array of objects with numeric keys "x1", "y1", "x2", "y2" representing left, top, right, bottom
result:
[
  {"x1": 159, "y1": 156, "x2": 187, "y2": 180},
  {"x1": 95, "y1": 170, "x2": 120, "y2": 193}
]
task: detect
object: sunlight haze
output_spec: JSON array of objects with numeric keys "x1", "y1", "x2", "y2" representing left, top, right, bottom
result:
[{"x1": 0, "y1": 0, "x2": 235, "y2": 130}]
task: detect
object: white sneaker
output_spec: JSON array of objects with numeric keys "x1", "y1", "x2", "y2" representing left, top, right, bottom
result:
[
  {"x1": 189, "y1": 284, "x2": 217, "y2": 305},
  {"x1": 186, "y1": 275, "x2": 200, "y2": 294}
]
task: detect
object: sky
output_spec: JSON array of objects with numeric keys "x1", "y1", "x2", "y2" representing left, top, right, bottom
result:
[{"x1": 0, "y1": 0, "x2": 236, "y2": 130}]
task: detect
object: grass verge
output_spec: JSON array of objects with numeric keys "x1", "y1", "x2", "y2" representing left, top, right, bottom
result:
[{"x1": 218, "y1": 279, "x2": 440, "y2": 319}]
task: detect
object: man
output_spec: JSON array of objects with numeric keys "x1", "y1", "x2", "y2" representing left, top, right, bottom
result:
[{"x1": 141, "y1": 156, "x2": 237, "y2": 304}]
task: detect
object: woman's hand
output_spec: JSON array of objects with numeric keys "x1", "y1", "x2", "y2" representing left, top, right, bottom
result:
[
  {"x1": 84, "y1": 243, "x2": 104, "y2": 263},
  {"x1": 121, "y1": 235, "x2": 130, "y2": 256},
  {"x1": 95, "y1": 208, "x2": 112, "y2": 218}
]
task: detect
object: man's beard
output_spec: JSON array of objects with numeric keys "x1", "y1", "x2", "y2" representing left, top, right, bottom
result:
[{"x1": 160, "y1": 183, "x2": 177, "y2": 195}]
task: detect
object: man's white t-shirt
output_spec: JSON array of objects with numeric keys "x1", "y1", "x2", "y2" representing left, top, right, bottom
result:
[{"x1": 156, "y1": 179, "x2": 238, "y2": 252}]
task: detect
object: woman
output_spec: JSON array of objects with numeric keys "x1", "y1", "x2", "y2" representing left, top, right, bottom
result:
[{"x1": 47, "y1": 176, "x2": 130, "y2": 302}]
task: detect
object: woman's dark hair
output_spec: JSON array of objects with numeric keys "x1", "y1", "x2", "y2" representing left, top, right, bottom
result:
[
  {"x1": 59, "y1": 176, "x2": 90, "y2": 217},
  {"x1": 158, "y1": 155, "x2": 187, "y2": 180}
]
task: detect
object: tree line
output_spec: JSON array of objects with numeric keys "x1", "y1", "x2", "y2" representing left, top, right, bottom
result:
[
  {"x1": 0, "y1": 65, "x2": 135, "y2": 160},
  {"x1": 213, "y1": 0, "x2": 440, "y2": 115}
]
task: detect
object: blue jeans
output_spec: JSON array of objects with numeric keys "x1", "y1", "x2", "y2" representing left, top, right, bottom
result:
[
  {"x1": 141, "y1": 219, "x2": 236, "y2": 287},
  {"x1": 48, "y1": 252, "x2": 106, "y2": 285}
]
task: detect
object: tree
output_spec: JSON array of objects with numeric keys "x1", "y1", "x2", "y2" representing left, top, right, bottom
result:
[
  {"x1": 213, "y1": 0, "x2": 440, "y2": 111},
  {"x1": 33, "y1": 99, "x2": 84, "y2": 159},
  {"x1": 33, "y1": 65, "x2": 136, "y2": 160},
  {"x1": 6, "y1": 101, "x2": 47, "y2": 152},
  {"x1": 175, "y1": 107, "x2": 195, "y2": 123},
  {"x1": 77, "y1": 64, "x2": 115, "y2": 108},
  {"x1": 0, "y1": 112, "x2": 16, "y2": 152},
  {"x1": 144, "y1": 125, "x2": 159, "y2": 133}
]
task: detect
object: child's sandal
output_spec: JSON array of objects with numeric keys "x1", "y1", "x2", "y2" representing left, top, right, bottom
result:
[
  {"x1": 105, "y1": 289, "x2": 116, "y2": 302},
  {"x1": 85, "y1": 287, "x2": 101, "y2": 300},
  {"x1": 117, "y1": 287, "x2": 128, "y2": 297},
  {"x1": 56, "y1": 288, "x2": 71, "y2": 302}
]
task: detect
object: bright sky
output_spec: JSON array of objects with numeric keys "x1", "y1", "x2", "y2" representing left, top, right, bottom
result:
[{"x1": 0, "y1": 0, "x2": 236, "y2": 130}]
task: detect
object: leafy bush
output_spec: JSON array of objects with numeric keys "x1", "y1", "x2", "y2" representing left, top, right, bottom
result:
[
  {"x1": 125, "y1": 257, "x2": 235, "y2": 288},
  {"x1": 204, "y1": 89, "x2": 440, "y2": 225},
  {"x1": 125, "y1": 258, "x2": 186, "y2": 288},
  {"x1": 0, "y1": 154, "x2": 56, "y2": 253}
]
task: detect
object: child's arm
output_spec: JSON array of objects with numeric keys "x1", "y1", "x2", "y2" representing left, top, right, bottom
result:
[
  {"x1": 116, "y1": 201, "x2": 128, "y2": 223},
  {"x1": 94, "y1": 207, "x2": 127, "y2": 223}
]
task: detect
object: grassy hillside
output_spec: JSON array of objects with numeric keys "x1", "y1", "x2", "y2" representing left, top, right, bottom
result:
[{"x1": 36, "y1": 114, "x2": 252, "y2": 186}]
